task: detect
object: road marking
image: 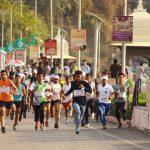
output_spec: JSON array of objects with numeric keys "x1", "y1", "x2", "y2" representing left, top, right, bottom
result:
[{"x1": 90, "y1": 126, "x2": 150, "y2": 150}]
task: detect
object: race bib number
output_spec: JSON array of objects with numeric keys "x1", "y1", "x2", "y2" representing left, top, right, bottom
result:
[{"x1": 73, "y1": 89, "x2": 85, "y2": 97}]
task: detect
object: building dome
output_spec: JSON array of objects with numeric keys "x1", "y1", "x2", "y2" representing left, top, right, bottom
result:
[{"x1": 130, "y1": 0, "x2": 150, "y2": 43}]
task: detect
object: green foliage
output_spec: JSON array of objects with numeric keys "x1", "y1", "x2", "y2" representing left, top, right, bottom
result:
[
  {"x1": 126, "y1": 78, "x2": 134, "y2": 88},
  {"x1": 138, "y1": 92, "x2": 146, "y2": 106},
  {"x1": 0, "y1": 0, "x2": 48, "y2": 46}
]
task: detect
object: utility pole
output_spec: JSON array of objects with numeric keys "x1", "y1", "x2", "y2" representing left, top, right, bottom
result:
[
  {"x1": 121, "y1": 0, "x2": 127, "y2": 74},
  {"x1": 77, "y1": 0, "x2": 81, "y2": 70},
  {"x1": 35, "y1": 0, "x2": 37, "y2": 32},
  {"x1": 50, "y1": 0, "x2": 53, "y2": 65}
]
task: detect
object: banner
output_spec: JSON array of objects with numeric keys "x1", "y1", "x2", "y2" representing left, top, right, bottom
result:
[
  {"x1": 15, "y1": 50, "x2": 25, "y2": 61},
  {"x1": 45, "y1": 39, "x2": 57, "y2": 55},
  {"x1": 112, "y1": 16, "x2": 133, "y2": 42},
  {"x1": 6, "y1": 53, "x2": 13, "y2": 63},
  {"x1": 71, "y1": 29, "x2": 86, "y2": 50},
  {"x1": 0, "y1": 49, "x2": 6, "y2": 71},
  {"x1": 29, "y1": 33, "x2": 37, "y2": 46},
  {"x1": 5, "y1": 42, "x2": 15, "y2": 53},
  {"x1": 16, "y1": 38, "x2": 25, "y2": 50},
  {"x1": 29, "y1": 46, "x2": 39, "y2": 60}
]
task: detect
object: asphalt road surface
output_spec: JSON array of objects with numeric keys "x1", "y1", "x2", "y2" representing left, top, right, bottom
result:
[{"x1": 0, "y1": 112, "x2": 150, "y2": 150}]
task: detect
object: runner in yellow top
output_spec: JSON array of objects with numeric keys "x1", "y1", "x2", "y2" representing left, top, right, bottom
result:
[{"x1": 0, "y1": 70, "x2": 17, "y2": 133}]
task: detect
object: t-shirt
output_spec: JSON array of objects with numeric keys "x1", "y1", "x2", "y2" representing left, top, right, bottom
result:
[
  {"x1": 86, "y1": 81, "x2": 95, "y2": 101},
  {"x1": 32, "y1": 82, "x2": 48, "y2": 105},
  {"x1": 13, "y1": 85, "x2": 23, "y2": 102},
  {"x1": 62, "y1": 83, "x2": 72, "y2": 103},
  {"x1": 114, "y1": 83, "x2": 129, "y2": 102},
  {"x1": 136, "y1": 66, "x2": 144, "y2": 80},
  {"x1": 51, "y1": 83, "x2": 61, "y2": 101},
  {"x1": 0, "y1": 79, "x2": 14, "y2": 102},
  {"x1": 97, "y1": 84, "x2": 114, "y2": 104}
]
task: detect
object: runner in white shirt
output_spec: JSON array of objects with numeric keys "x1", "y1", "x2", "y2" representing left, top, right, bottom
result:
[
  {"x1": 62, "y1": 76, "x2": 72, "y2": 124},
  {"x1": 82, "y1": 73, "x2": 96, "y2": 127},
  {"x1": 51, "y1": 75, "x2": 62, "y2": 129},
  {"x1": 44, "y1": 76, "x2": 53, "y2": 127},
  {"x1": 97, "y1": 76, "x2": 114, "y2": 129}
]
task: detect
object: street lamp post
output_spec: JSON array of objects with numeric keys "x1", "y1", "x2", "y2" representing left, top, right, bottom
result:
[
  {"x1": 35, "y1": 0, "x2": 37, "y2": 32},
  {"x1": 85, "y1": 12, "x2": 103, "y2": 80},
  {"x1": 121, "y1": 0, "x2": 128, "y2": 74},
  {"x1": 50, "y1": 0, "x2": 53, "y2": 65},
  {"x1": 77, "y1": 0, "x2": 81, "y2": 70},
  {"x1": 0, "y1": 10, "x2": 7, "y2": 48},
  {"x1": 20, "y1": 0, "x2": 23, "y2": 38},
  {"x1": 10, "y1": 1, "x2": 19, "y2": 61}
]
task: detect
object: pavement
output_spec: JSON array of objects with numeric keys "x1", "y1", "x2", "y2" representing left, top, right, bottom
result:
[{"x1": 0, "y1": 112, "x2": 150, "y2": 150}]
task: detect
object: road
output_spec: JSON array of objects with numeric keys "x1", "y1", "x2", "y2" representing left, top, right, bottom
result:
[{"x1": 0, "y1": 112, "x2": 150, "y2": 150}]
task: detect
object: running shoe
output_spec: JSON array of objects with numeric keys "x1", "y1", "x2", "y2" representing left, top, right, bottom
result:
[
  {"x1": 1, "y1": 126, "x2": 6, "y2": 133},
  {"x1": 54, "y1": 123, "x2": 59, "y2": 129},
  {"x1": 118, "y1": 124, "x2": 122, "y2": 128},
  {"x1": 85, "y1": 123, "x2": 89, "y2": 128},
  {"x1": 35, "y1": 122, "x2": 38, "y2": 131},
  {"x1": 13, "y1": 126, "x2": 17, "y2": 131},
  {"x1": 103, "y1": 125, "x2": 107, "y2": 129},
  {"x1": 75, "y1": 127, "x2": 80, "y2": 135},
  {"x1": 40, "y1": 124, "x2": 44, "y2": 131}
]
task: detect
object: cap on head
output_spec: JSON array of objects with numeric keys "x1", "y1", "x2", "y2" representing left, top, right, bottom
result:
[
  {"x1": 33, "y1": 70, "x2": 37, "y2": 74},
  {"x1": 53, "y1": 75, "x2": 60, "y2": 79},
  {"x1": 44, "y1": 76, "x2": 50, "y2": 82},
  {"x1": 101, "y1": 76, "x2": 108, "y2": 81}
]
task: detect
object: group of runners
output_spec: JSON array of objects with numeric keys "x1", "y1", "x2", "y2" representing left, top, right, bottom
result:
[{"x1": 0, "y1": 61, "x2": 130, "y2": 134}]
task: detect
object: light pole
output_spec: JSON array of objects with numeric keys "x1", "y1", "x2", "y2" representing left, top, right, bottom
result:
[
  {"x1": 77, "y1": 0, "x2": 81, "y2": 70},
  {"x1": 121, "y1": 0, "x2": 127, "y2": 74},
  {"x1": 10, "y1": 1, "x2": 19, "y2": 61},
  {"x1": 20, "y1": 0, "x2": 23, "y2": 38},
  {"x1": 35, "y1": 0, "x2": 37, "y2": 32},
  {"x1": 50, "y1": 0, "x2": 53, "y2": 64},
  {"x1": 0, "y1": 10, "x2": 7, "y2": 48},
  {"x1": 85, "y1": 12, "x2": 104, "y2": 80}
]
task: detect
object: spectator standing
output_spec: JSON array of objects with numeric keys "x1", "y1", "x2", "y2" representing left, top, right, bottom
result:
[
  {"x1": 136, "y1": 62, "x2": 145, "y2": 92},
  {"x1": 110, "y1": 59, "x2": 121, "y2": 83}
]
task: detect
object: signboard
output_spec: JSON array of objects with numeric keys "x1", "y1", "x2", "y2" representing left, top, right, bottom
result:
[
  {"x1": 29, "y1": 46, "x2": 39, "y2": 60},
  {"x1": 16, "y1": 38, "x2": 25, "y2": 50},
  {"x1": 112, "y1": 16, "x2": 133, "y2": 42},
  {"x1": 45, "y1": 39, "x2": 57, "y2": 55},
  {"x1": 71, "y1": 29, "x2": 86, "y2": 50},
  {"x1": 29, "y1": 33, "x2": 37, "y2": 46},
  {"x1": 0, "y1": 49, "x2": 6, "y2": 71},
  {"x1": 5, "y1": 42, "x2": 15, "y2": 53},
  {"x1": 15, "y1": 50, "x2": 25, "y2": 61}
]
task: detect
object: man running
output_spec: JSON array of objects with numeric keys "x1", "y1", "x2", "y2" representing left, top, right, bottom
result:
[
  {"x1": 30, "y1": 72, "x2": 48, "y2": 131},
  {"x1": 13, "y1": 74, "x2": 26, "y2": 130},
  {"x1": 0, "y1": 70, "x2": 17, "y2": 133},
  {"x1": 51, "y1": 75, "x2": 62, "y2": 129},
  {"x1": 114, "y1": 73, "x2": 130, "y2": 128},
  {"x1": 97, "y1": 76, "x2": 114, "y2": 129},
  {"x1": 62, "y1": 76, "x2": 73, "y2": 124},
  {"x1": 65, "y1": 70, "x2": 92, "y2": 134}
]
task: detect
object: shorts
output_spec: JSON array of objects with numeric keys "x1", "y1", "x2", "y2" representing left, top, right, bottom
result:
[
  {"x1": 0, "y1": 101, "x2": 13, "y2": 109},
  {"x1": 14, "y1": 101, "x2": 22, "y2": 108},
  {"x1": 63, "y1": 100, "x2": 72, "y2": 110},
  {"x1": 51, "y1": 100, "x2": 61, "y2": 106}
]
